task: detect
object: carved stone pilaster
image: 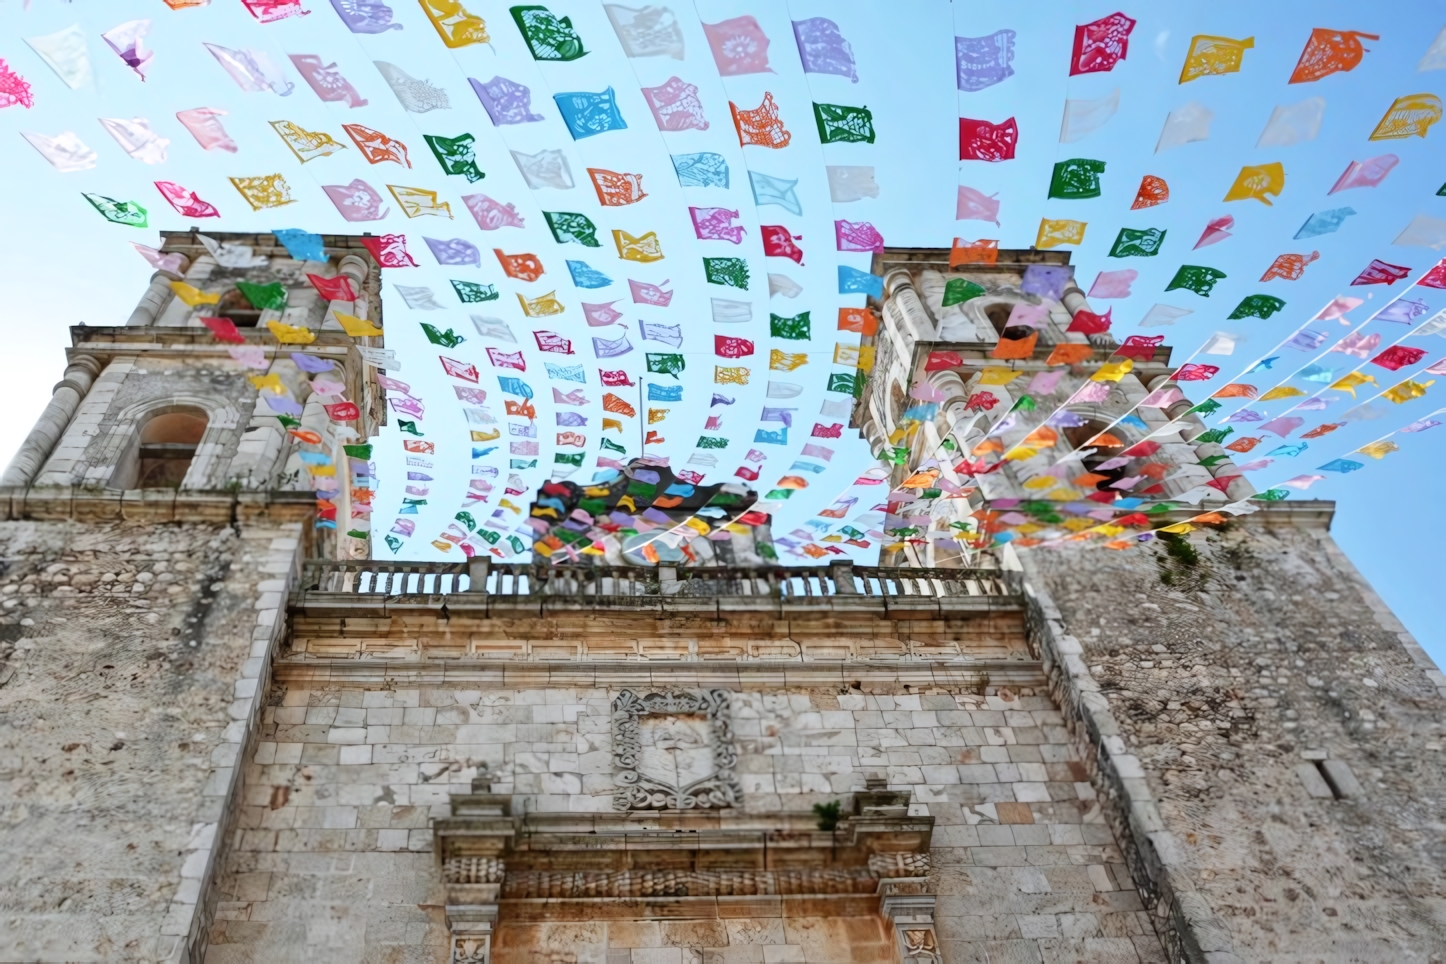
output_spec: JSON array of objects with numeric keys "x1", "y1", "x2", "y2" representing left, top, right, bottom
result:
[
  {"x1": 448, "y1": 903, "x2": 498, "y2": 964},
  {"x1": 880, "y1": 883, "x2": 938, "y2": 964}
]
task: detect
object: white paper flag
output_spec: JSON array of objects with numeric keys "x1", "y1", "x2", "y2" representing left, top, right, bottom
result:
[
  {"x1": 1419, "y1": 26, "x2": 1446, "y2": 71},
  {"x1": 768, "y1": 273, "x2": 802, "y2": 298},
  {"x1": 1393, "y1": 213, "x2": 1446, "y2": 250},
  {"x1": 820, "y1": 398, "x2": 853, "y2": 418},
  {"x1": 511, "y1": 149, "x2": 574, "y2": 189},
  {"x1": 1256, "y1": 97, "x2": 1325, "y2": 148},
  {"x1": 20, "y1": 131, "x2": 97, "y2": 172},
  {"x1": 101, "y1": 20, "x2": 154, "y2": 81},
  {"x1": 26, "y1": 25, "x2": 92, "y2": 90},
  {"x1": 710, "y1": 298, "x2": 752, "y2": 324},
  {"x1": 766, "y1": 381, "x2": 803, "y2": 398},
  {"x1": 358, "y1": 347, "x2": 400, "y2": 370},
  {"x1": 176, "y1": 108, "x2": 238, "y2": 153},
  {"x1": 374, "y1": 61, "x2": 449, "y2": 113},
  {"x1": 605, "y1": 5, "x2": 685, "y2": 59},
  {"x1": 1059, "y1": 88, "x2": 1119, "y2": 143},
  {"x1": 1156, "y1": 102, "x2": 1213, "y2": 152},
  {"x1": 204, "y1": 43, "x2": 293, "y2": 95},
  {"x1": 99, "y1": 117, "x2": 169, "y2": 164},
  {"x1": 826, "y1": 166, "x2": 879, "y2": 202},
  {"x1": 198, "y1": 234, "x2": 268, "y2": 268},
  {"x1": 395, "y1": 286, "x2": 446, "y2": 309},
  {"x1": 1139, "y1": 304, "x2": 1194, "y2": 327},
  {"x1": 1201, "y1": 332, "x2": 1240, "y2": 355},
  {"x1": 471, "y1": 316, "x2": 517, "y2": 342}
]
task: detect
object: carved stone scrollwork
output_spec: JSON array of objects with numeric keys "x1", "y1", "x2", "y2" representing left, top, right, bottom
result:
[
  {"x1": 612, "y1": 688, "x2": 741, "y2": 810},
  {"x1": 900, "y1": 928, "x2": 939, "y2": 964},
  {"x1": 868, "y1": 852, "x2": 931, "y2": 877},
  {"x1": 453, "y1": 935, "x2": 490, "y2": 964}
]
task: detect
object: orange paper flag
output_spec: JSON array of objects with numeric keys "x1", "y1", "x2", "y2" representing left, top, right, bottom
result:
[
  {"x1": 837, "y1": 306, "x2": 878, "y2": 335},
  {"x1": 950, "y1": 238, "x2": 999, "y2": 266},
  {"x1": 1046, "y1": 343, "x2": 1093, "y2": 366},
  {"x1": 991, "y1": 332, "x2": 1037, "y2": 359}
]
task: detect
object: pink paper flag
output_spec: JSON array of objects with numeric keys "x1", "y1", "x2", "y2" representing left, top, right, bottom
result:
[
  {"x1": 956, "y1": 186, "x2": 1000, "y2": 224},
  {"x1": 131, "y1": 242, "x2": 186, "y2": 274},
  {"x1": 175, "y1": 107, "x2": 237, "y2": 152},
  {"x1": 227, "y1": 345, "x2": 269, "y2": 368},
  {"x1": 463, "y1": 193, "x2": 525, "y2": 230},
  {"x1": 1194, "y1": 215, "x2": 1234, "y2": 249},
  {"x1": 703, "y1": 16, "x2": 773, "y2": 75},
  {"x1": 642, "y1": 76, "x2": 708, "y2": 131},
  {"x1": 1006, "y1": 303, "x2": 1050, "y2": 329},
  {"x1": 1028, "y1": 370, "x2": 1066, "y2": 395},
  {"x1": 289, "y1": 54, "x2": 367, "y2": 108},
  {"x1": 690, "y1": 206, "x2": 745, "y2": 243},
  {"x1": 1314, "y1": 295, "x2": 1364, "y2": 322},
  {"x1": 1140, "y1": 387, "x2": 1184, "y2": 408},
  {"x1": 629, "y1": 279, "x2": 673, "y2": 306},
  {"x1": 1088, "y1": 269, "x2": 1137, "y2": 298},
  {"x1": 582, "y1": 302, "x2": 623, "y2": 326},
  {"x1": 835, "y1": 219, "x2": 884, "y2": 253},
  {"x1": 323, "y1": 179, "x2": 388, "y2": 221},
  {"x1": 801, "y1": 443, "x2": 834, "y2": 461},
  {"x1": 155, "y1": 180, "x2": 220, "y2": 217},
  {"x1": 1329, "y1": 154, "x2": 1398, "y2": 194}
]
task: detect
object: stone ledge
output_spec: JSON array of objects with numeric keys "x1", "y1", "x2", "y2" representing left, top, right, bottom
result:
[
  {"x1": 0, "y1": 486, "x2": 318, "y2": 524},
  {"x1": 268, "y1": 658, "x2": 1045, "y2": 689}
]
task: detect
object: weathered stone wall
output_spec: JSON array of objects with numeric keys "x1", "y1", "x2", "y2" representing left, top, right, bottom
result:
[
  {"x1": 206, "y1": 678, "x2": 1165, "y2": 963},
  {"x1": 1022, "y1": 512, "x2": 1446, "y2": 962},
  {"x1": 0, "y1": 518, "x2": 302, "y2": 963}
]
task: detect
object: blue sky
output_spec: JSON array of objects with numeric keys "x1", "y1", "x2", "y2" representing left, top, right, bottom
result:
[{"x1": 0, "y1": 0, "x2": 1443, "y2": 664}]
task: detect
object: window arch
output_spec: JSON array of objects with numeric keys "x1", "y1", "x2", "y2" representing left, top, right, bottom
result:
[
  {"x1": 112, "y1": 408, "x2": 209, "y2": 489},
  {"x1": 1063, "y1": 416, "x2": 1130, "y2": 491}
]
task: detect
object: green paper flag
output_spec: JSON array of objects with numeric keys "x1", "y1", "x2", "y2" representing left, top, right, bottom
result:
[
  {"x1": 346, "y1": 529, "x2": 369, "y2": 540},
  {"x1": 1254, "y1": 488, "x2": 1290, "y2": 501},
  {"x1": 1108, "y1": 227, "x2": 1166, "y2": 258},
  {"x1": 83, "y1": 193, "x2": 147, "y2": 227},
  {"x1": 703, "y1": 257, "x2": 749, "y2": 289},
  {"x1": 1194, "y1": 427, "x2": 1233, "y2": 444},
  {"x1": 424, "y1": 133, "x2": 485, "y2": 182},
  {"x1": 1227, "y1": 294, "x2": 1286, "y2": 320},
  {"x1": 627, "y1": 480, "x2": 656, "y2": 499},
  {"x1": 814, "y1": 103, "x2": 875, "y2": 144},
  {"x1": 511, "y1": 5, "x2": 587, "y2": 61},
  {"x1": 455, "y1": 511, "x2": 477, "y2": 531},
  {"x1": 646, "y1": 353, "x2": 685, "y2": 378},
  {"x1": 1048, "y1": 159, "x2": 1106, "y2": 200},
  {"x1": 765, "y1": 489, "x2": 793, "y2": 500},
  {"x1": 507, "y1": 535, "x2": 526, "y2": 554},
  {"x1": 421, "y1": 323, "x2": 466, "y2": 348},
  {"x1": 384, "y1": 534, "x2": 402, "y2": 553},
  {"x1": 452, "y1": 279, "x2": 499, "y2": 303},
  {"x1": 770, "y1": 311, "x2": 811, "y2": 340},
  {"x1": 600, "y1": 437, "x2": 627, "y2": 453},
  {"x1": 697, "y1": 436, "x2": 728, "y2": 450},
  {"x1": 1010, "y1": 395, "x2": 1037, "y2": 412},
  {"x1": 1188, "y1": 398, "x2": 1223, "y2": 415},
  {"x1": 343, "y1": 444, "x2": 373, "y2": 459},
  {"x1": 236, "y1": 281, "x2": 287, "y2": 312},
  {"x1": 1166, "y1": 265, "x2": 1227, "y2": 297},
  {"x1": 942, "y1": 278, "x2": 986, "y2": 307},
  {"x1": 544, "y1": 211, "x2": 601, "y2": 247},
  {"x1": 827, "y1": 372, "x2": 864, "y2": 397},
  {"x1": 276, "y1": 414, "x2": 302, "y2": 429},
  {"x1": 476, "y1": 527, "x2": 501, "y2": 544},
  {"x1": 397, "y1": 420, "x2": 424, "y2": 436},
  {"x1": 555, "y1": 452, "x2": 584, "y2": 466}
]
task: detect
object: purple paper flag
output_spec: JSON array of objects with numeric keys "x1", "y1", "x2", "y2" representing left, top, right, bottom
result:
[
  {"x1": 329, "y1": 0, "x2": 403, "y2": 33},
  {"x1": 291, "y1": 352, "x2": 336, "y2": 373},
  {"x1": 792, "y1": 18, "x2": 857, "y2": 82},
  {"x1": 1021, "y1": 264, "x2": 1072, "y2": 300},
  {"x1": 425, "y1": 237, "x2": 481, "y2": 266},
  {"x1": 955, "y1": 30, "x2": 1016, "y2": 91},
  {"x1": 470, "y1": 76, "x2": 544, "y2": 126}
]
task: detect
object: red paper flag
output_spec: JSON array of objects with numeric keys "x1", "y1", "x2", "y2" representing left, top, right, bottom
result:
[
  {"x1": 925, "y1": 351, "x2": 963, "y2": 371},
  {"x1": 1351, "y1": 259, "x2": 1411, "y2": 286},
  {"x1": 307, "y1": 273, "x2": 358, "y2": 301},
  {"x1": 359, "y1": 234, "x2": 417, "y2": 268},
  {"x1": 1417, "y1": 259, "x2": 1446, "y2": 289},
  {"x1": 1067, "y1": 307, "x2": 1112, "y2": 334},
  {"x1": 599, "y1": 369, "x2": 635, "y2": 387},
  {"x1": 200, "y1": 316, "x2": 245, "y2": 344},
  {"x1": 1174, "y1": 363, "x2": 1220, "y2": 381},
  {"x1": 325, "y1": 402, "x2": 360, "y2": 421},
  {"x1": 1117, "y1": 335, "x2": 1165, "y2": 361},
  {"x1": 1370, "y1": 346, "x2": 1427, "y2": 371},
  {"x1": 761, "y1": 225, "x2": 804, "y2": 263},
  {"x1": 959, "y1": 116, "x2": 1018, "y2": 161},
  {"x1": 1070, "y1": 12, "x2": 1137, "y2": 75}
]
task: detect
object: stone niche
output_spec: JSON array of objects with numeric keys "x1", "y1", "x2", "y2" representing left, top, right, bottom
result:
[
  {"x1": 429, "y1": 690, "x2": 940, "y2": 964},
  {"x1": 612, "y1": 689, "x2": 742, "y2": 810}
]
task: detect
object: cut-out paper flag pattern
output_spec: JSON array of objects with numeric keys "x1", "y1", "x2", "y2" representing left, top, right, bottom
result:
[{"x1": 956, "y1": 31, "x2": 1016, "y2": 91}]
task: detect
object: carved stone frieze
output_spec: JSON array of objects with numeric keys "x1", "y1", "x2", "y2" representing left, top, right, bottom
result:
[
  {"x1": 444, "y1": 857, "x2": 506, "y2": 884},
  {"x1": 611, "y1": 688, "x2": 741, "y2": 810},
  {"x1": 503, "y1": 867, "x2": 879, "y2": 899}
]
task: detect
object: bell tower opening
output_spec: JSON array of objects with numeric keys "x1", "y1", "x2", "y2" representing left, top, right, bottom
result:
[{"x1": 130, "y1": 409, "x2": 208, "y2": 489}]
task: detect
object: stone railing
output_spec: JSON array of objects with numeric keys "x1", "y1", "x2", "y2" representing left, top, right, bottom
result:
[{"x1": 296, "y1": 559, "x2": 1018, "y2": 602}]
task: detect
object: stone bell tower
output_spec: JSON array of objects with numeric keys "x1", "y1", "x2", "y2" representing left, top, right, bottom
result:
[{"x1": 0, "y1": 231, "x2": 386, "y2": 963}]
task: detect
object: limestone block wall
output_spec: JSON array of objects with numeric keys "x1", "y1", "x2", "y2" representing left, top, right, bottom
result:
[
  {"x1": 0, "y1": 519, "x2": 303, "y2": 964},
  {"x1": 206, "y1": 677, "x2": 1166, "y2": 963},
  {"x1": 1021, "y1": 512, "x2": 1446, "y2": 962}
]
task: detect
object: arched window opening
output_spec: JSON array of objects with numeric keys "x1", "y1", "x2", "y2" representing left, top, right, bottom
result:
[
  {"x1": 1063, "y1": 417, "x2": 1128, "y2": 491},
  {"x1": 215, "y1": 288, "x2": 260, "y2": 327},
  {"x1": 137, "y1": 410, "x2": 208, "y2": 488},
  {"x1": 985, "y1": 303, "x2": 1013, "y2": 336}
]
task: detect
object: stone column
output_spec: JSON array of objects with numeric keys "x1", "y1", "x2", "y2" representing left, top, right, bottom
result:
[
  {"x1": 0, "y1": 356, "x2": 102, "y2": 487},
  {"x1": 126, "y1": 261, "x2": 191, "y2": 326}
]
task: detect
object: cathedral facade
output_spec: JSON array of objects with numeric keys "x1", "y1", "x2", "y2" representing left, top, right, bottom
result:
[{"x1": 0, "y1": 234, "x2": 1441, "y2": 964}]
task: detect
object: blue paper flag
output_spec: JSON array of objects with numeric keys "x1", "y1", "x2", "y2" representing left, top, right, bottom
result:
[
  {"x1": 498, "y1": 376, "x2": 534, "y2": 398},
  {"x1": 648, "y1": 383, "x2": 683, "y2": 401},
  {"x1": 672, "y1": 152, "x2": 730, "y2": 188},
  {"x1": 566, "y1": 260, "x2": 613, "y2": 288},
  {"x1": 273, "y1": 228, "x2": 327, "y2": 261},
  {"x1": 1318, "y1": 459, "x2": 1364, "y2": 473},
  {"x1": 554, "y1": 87, "x2": 627, "y2": 139},
  {"x1": 1295, "y1": 207, "x2": 1356, "y2": 240},
  {"x1": 838, "y1": 265, "x2": 884, "y2": 297}
]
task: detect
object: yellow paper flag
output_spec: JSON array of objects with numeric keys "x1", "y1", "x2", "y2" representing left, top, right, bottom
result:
[
  {"x1": 333, "y1": 311, "x2": 384, "y2": 337},
  {"x1": 308, "y1": 463, "x2": 336, "y2": 477},
  {"x1": 1180, "y1": 35, "x2": 1255, "y2": 83},
  {"x1": 470, "y1": 429, "x2": 500, "y2": 442},
  {"x1": 388, "y1": 184, "x2": 453, "y2": 219},
  {"x1": 715, "y1": 366, "x2": 750, "y2": 385},
  {"x1": 248, "y1": 373, "x2": 285, "y2": 394},
  {"x1": 1258, "y1": 385, "x2": 1305, "y2": 401},
  {"x1": 1330, "y1": 372, "x2": 1376, "y2": 396},
  {"x1": 1370, "y1": 93, "x2": 1444, "y2": 141},
  {"x1": 518, "y1": 291, "x2": 565, "y2": 317},
  {"x1": 602, "y1": 418, "x2": 623, "y2": 433},
  {"x1": 1160, "y1": 522, "x2": 1196, "y2": 534},
  {"x1": 266, "y1": 320, "x2": 315, "y2": 344},
  {"x1": 979, "y1": 367, "x2": 1021, "y2": 386},
  {"x1": 169, "y1": 281, "x2": 220, "y2": 306},
  {"x1": 1036, "y1": 218, "x2": 1087, "y2": 249},
  {"x1": 1223, "y1": 162, "x2": 1285, "y2": 206},
  {"x1": 419, "y1": 0, "x2": 490, "y2": 47},
  {"x1": 770, "y1": 350, "x2": 808, "y2": 371},
  {"x1": 1091, "y1": 359, "x2": 1134, "y2": 382},
  {"x1": 229, "y1": 174, "x2": 294, "y2": 210},
  {"x1": 1383, "y1": 379, "x2": 1433, "y2": 404},
  {"x1": 613, "y1": 229, "x2": 664, "y2": 262},
  {"x1": 1358, "y1": 440, "x2": 1400, "y2": 459}
]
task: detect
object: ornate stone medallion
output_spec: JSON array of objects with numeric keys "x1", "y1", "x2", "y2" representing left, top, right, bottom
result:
[{"x1": 612, "y1": 689, "x2": 741, "y2": 809}]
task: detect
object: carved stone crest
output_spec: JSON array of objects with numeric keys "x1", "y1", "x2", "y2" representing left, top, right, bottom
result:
[{"x1": 612, "y1": 689, "x2": 741, "y2": 810}]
